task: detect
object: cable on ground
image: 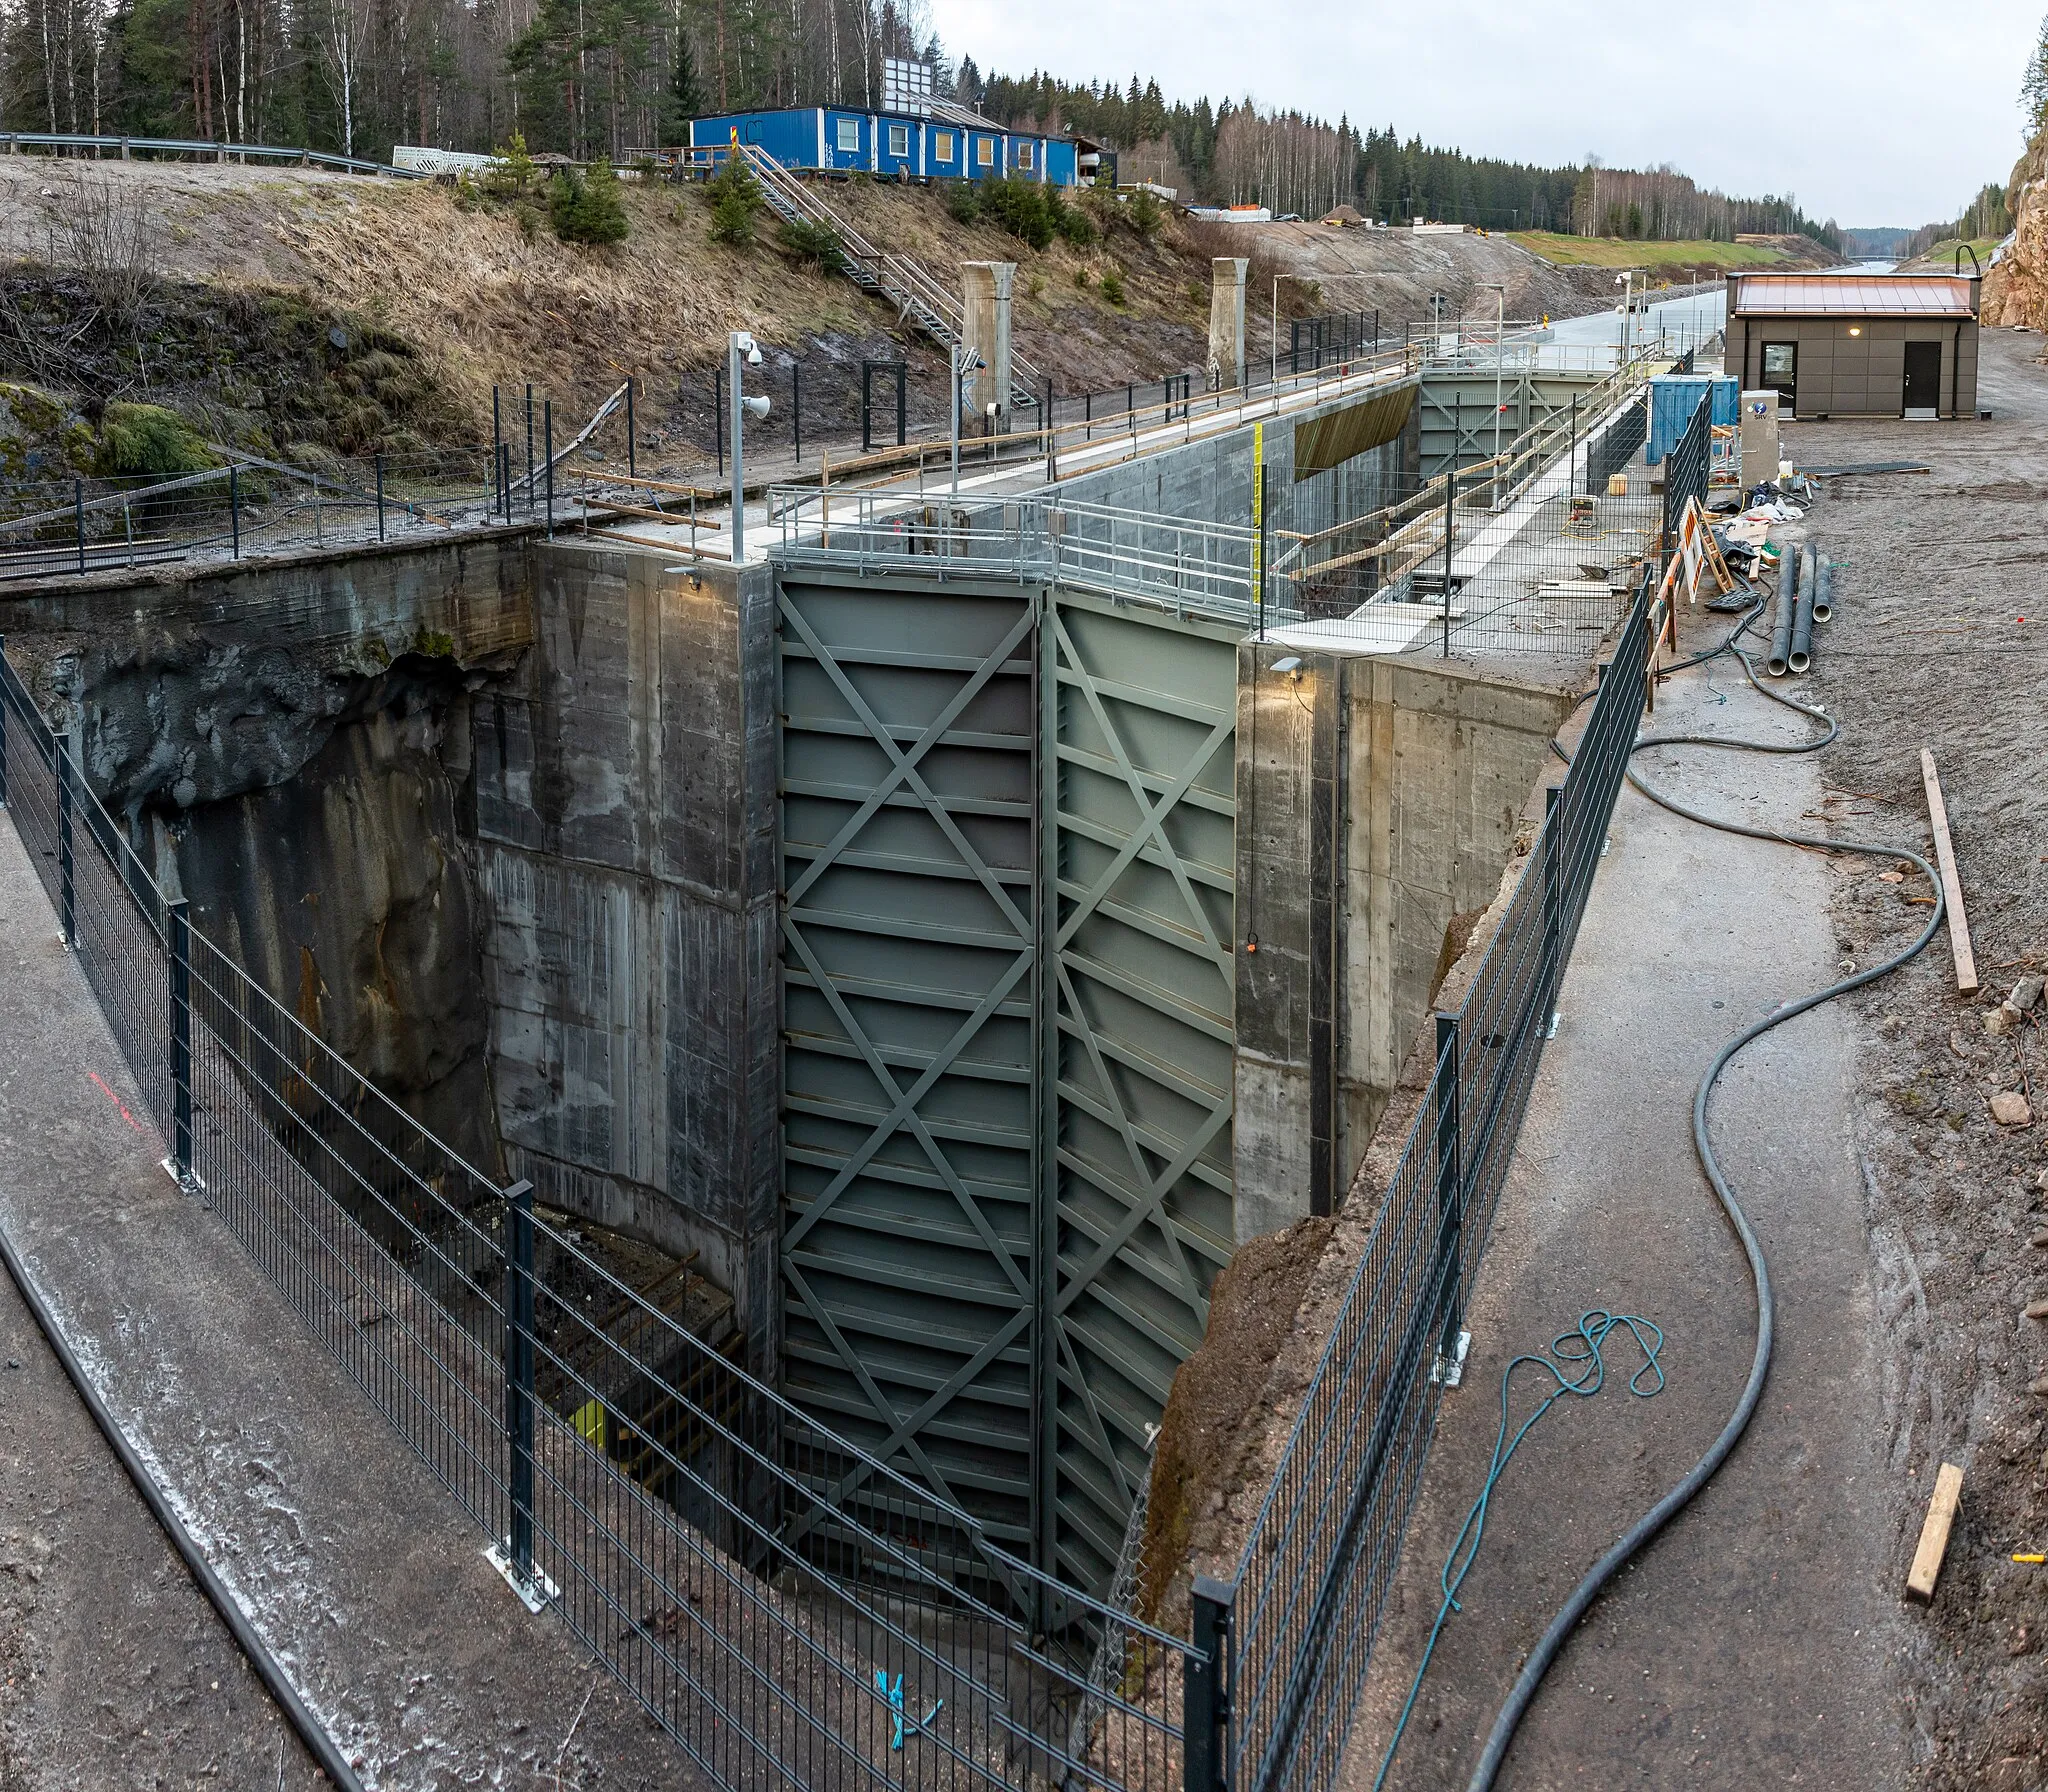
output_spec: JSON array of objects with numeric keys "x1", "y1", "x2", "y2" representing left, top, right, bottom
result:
[
  {"x1": 1371, "y1": 1311, "x2": 1667, "y2": 1791},
  {"x1": 1444, "y1": 586, "x2": 1945, "y2": 1792},
  {"x1": 0, "y1": 1214, "x2": 367, "y2": 1792}
]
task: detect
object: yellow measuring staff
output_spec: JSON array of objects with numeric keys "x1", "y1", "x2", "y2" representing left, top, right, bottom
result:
[{"x1": 2012, "y1": 1553, "x2": 2045, "y2": 1564}]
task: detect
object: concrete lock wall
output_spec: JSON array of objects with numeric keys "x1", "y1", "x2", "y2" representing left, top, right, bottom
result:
[
  {"x1": 1231, "y1": 638, "x2": 1578, "y2": 1239},
  {"x1": 1048, "y1": 375, "x2": 1421, "y2": 574},
  {"x1": 1209, "y1": 257, "x2": 1248, "y2": 392},
  {"x1": 470, "y1": 541, "x2": 783, "y2": 1376},
  {"x1": 961, "y1": 261, "x2": 1015, "y2": 430}
]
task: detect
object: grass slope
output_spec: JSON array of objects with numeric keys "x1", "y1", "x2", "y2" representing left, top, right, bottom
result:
[{"x1": 1508, "y1": 230, "x2": 1802, "y2": 271}]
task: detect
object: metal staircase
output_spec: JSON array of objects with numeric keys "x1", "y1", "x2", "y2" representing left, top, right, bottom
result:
[{"x1": 732, "y1": 143, "x2": 1043, "y2": 414}]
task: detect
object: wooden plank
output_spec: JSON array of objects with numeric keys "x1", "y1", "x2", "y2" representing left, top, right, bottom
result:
[
  {"x1": 1906, "y1": 1461, "x2": 1965, "y2": 1602},
  {"x1": 1920, "y1": 750, "x2": 1979, "y2": 995}
]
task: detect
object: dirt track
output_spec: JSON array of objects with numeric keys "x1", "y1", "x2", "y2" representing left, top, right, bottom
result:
[{"x1": 1798, "y1": 325, "x2": 2048, "y2": 1787}]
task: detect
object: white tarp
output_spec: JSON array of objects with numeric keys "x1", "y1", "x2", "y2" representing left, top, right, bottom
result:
[{"x1": 391, "y1": 145, "x2": 495, "y2": 175}]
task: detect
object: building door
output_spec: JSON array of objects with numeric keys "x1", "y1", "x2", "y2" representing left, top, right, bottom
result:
[
  {"x1": 1761, "y1": 342, "x2": 1797, "y2": 413},
  {"x1": 1904, "y1": 341, "x2": 1943, "y2": 416}
]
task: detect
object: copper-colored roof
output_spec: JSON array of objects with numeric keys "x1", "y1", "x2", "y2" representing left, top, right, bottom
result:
[{"x1": 1731, "y1": 273, "x2": 1976, "y2": 317}]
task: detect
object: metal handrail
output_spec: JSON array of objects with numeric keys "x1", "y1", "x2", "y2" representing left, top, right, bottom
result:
[{"x1": 0, "y1": 130, "x2": 423, "y2": 177}]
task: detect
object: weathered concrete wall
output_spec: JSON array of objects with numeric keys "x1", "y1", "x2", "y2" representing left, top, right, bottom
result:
[
  {"x1": 0, "y1": 531, "x2": 537, "y2": 1168},
  {"x1": 470, "y1": 542, "x2": 781, "y2": 1373},
  {"x1": 1232, "y1": 641, "x2": 1578, "y2": 1240}
]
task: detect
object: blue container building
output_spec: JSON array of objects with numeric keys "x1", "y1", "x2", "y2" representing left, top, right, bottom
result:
[
  {"x1": 686, "y1": 104, "x2": 1082, "y2": 187},
  {"x1": 1646, "y1": 374, "x2": 1740, "y2": 464}
]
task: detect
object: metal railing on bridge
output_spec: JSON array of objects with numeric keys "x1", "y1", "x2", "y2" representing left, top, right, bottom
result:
[
  {"x1": 0, "y1": 129, "x2": 424, "y2": 176},
  {"x1": 0, "y1": 641, "x2": 1204, "y2": 1791},
  {"x1": 768, "y1": 486, "x2": 1295, "y2": 631}
]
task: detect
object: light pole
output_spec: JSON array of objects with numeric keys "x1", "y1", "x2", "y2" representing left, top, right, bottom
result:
[
  {"x1": 950, "y1": 342, "x2": 985, "y2": 497},
  {"x1": 1615, "y1": 271, "x2": 1642, "y2": 362},
  {"x1": 728, "y1": 329, "x2": 769, "y2": 562}
]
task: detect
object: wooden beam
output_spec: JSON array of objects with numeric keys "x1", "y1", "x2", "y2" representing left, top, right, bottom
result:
[
  {"x1": 1920, "y1": 749, "x2": 1979, "y2": 995},
  {"x1": 1906, "y1": 1461, "x2": 1965, "y2": 1602}
]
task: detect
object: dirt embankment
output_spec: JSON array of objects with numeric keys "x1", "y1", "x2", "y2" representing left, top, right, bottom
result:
[
  {"x1": 0, "y1": 159, "x2": 1626, "y2": 480},
  {"x1": 1788, "y1": 332, "x2": 2048, "y2": 1785}
]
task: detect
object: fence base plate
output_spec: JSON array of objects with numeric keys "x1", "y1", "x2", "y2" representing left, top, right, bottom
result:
[
  {"x1": 486, "y1": 1543, "x2": 558, "y2": 1615},
  {"x1": 160, "y1": 1156, "x2": 206, "y2": 1197},
  {"x1": 1431, "y1": 1330, "x2": 1473, "y2": 1389}
]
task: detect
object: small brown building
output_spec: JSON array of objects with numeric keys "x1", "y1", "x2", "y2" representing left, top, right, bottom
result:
[{"x1": 1724, "y1": 271, "x2": 1980, "y2": 420}]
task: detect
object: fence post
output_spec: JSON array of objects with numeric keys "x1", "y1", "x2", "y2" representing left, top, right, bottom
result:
[
  {"x1": 74, "y1": 478, "x2": 85, "y2": 575},
  {"x1": 501, "y1": 1177, "x2": 537, "y2": 1582},
  {"x1": 1433, "y1": 1011, "x2": 1463, "y2": 1361},
  {"x1": 168, "y1": 897, "x2": 194, "y2": 1186},
  {"x1": 0, "y1": 633, "x2": 8, "y2": 809},
  {"x1": 524, "y1": 384, "x2": 535, "y2": 507},
  {"x1": 626, "y1": 375, "x2": 637, "y2": 478},
  {"x1": 1186, "y1": 1575, "x2": 1236, "y2": 1792},
  {"x1": 1441, "y1": 461, "x2": 1456, "y2": 657},
  {"x1": 375, "y1": 453, "x2": 386, "y2": 541},
  {"x1": 492, "y1": 384, "x2": 502, "y2": 508},
  {"x1": 714, "y1": 368, "x2": 725, "y2": 475},
  {"x1": 54, "y1": 732, "x2": 74, "y2": 948},
  {"x1": 543, "y1": 401, "x2": 555, "y2": 539},
  {"x1": 894, "y1": 362, "x2": 906, "y2": 448},
  {"x1": 1542, "y1": 784, "x2": 1562, "y2": 1028},
  {"x1": 228, "y1": 466, "x2": 239, "y2": 559}
]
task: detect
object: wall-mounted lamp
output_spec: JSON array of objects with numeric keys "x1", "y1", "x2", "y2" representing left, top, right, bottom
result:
[
  {"x1": 1847, "y1": 326, "x2": 1862, "y2": 337},
  {"x1": 1270, "y1": 655, "x2": 1304, "y2": 677}
]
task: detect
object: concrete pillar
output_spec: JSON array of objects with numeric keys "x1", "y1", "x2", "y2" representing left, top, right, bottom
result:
[
  {"x1": 1232, "y1": 642, "x2": 1577, "y2": 1239},
  {"x1": 1209, "y1": 257, "x2": 1249, "y2": 392},
  {"x1": 960, "y1": 261, "x2": 1015, "y2": 433}
]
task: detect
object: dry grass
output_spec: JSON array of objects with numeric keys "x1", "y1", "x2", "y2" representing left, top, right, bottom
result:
[{"x1": 183, "y1": 170, "x2": 1207, "y2": 423}]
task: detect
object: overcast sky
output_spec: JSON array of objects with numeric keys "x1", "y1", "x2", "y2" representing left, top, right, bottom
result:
[{"x1": 932, "y1": 0, "x2": 2044, "y2": 228}]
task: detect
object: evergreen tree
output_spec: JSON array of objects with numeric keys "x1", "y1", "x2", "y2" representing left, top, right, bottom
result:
[{"x1": 671, "y1": 36, "x2": 702, "y2": 129}]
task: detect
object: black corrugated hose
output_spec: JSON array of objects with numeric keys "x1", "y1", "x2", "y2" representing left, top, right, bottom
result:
[
  {"x1": 1464, "y1": 582, "x2": 1946, "y2": 1792},
  {"x1": 0, "y1": 1218, "x2": 366, "y2": 1791}
]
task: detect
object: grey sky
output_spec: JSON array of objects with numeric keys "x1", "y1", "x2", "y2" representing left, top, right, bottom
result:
[{"x1": 933, "y1": 0, "x2": 2042, "y2": 227}]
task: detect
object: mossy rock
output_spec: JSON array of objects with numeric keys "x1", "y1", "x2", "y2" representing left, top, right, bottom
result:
[
  {"x1": 97, "y1": 404, "x2": 216, "y2": 477},
  {"x1": 0, "y1": 382, "x2": 95, "y2": 481}
]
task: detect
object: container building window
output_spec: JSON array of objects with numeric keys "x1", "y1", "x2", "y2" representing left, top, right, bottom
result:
[
  {"x1": 976, "y1": 137, "x2": 995, "y2": 167},
  {"x1": 935, "y1": 130, "x2": 955, "y2": 161},
  {"x1": 889, "y1": 123, "x2": 909, "y2": 157},
  {"x1": 836, "y1": 118, "x2": 860, "y2": 151},
  {"x1": 1016, "y1": 142, "x2": 1033, "y2": 170}
]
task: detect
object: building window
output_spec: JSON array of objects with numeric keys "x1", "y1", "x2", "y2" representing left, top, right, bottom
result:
[
  {"x1": 934, "y1": 130, "x2": 955, "y2": 162},
  {"x1": 888, "y1": 123, "x2": 909, "y2": 158},
  {"x1": 1016, "y1": 141, "x2": 1033, "y2": 170},
  {"x1": 976, "y1": 136, "x2": 995, "y2": 167},
  {"x1": 835, "y1": 117, "x2": 859, "y2": 152}
]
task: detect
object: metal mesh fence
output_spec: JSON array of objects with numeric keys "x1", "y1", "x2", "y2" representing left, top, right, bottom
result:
[
  {"x1": 0, "y1": 448, "x2": 509, "y2": 582},
  {"x1": 1196, "y1": 573, "x2": 1657, "y2": 1792},
  {"x1": 0, "y1": 644, "x2": 1202, "y2": 1792}
]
